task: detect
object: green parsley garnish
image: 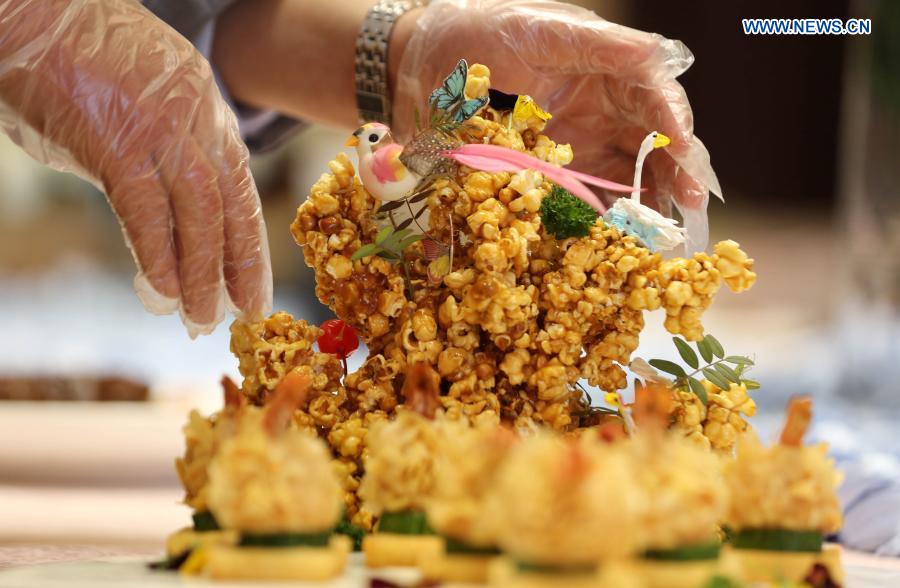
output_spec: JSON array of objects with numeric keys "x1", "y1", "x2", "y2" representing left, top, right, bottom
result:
[{"x1": 539, "y1": 185, "x2": 598, "y2": 239}]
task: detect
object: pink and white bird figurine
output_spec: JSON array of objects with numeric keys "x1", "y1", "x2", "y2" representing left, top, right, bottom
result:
[
  {"x1": 344, "y1": 122, "x2": 419, "y2": 203},
  {"x1": 345, "y1": 59, "x2": 636, "y2": 234}
]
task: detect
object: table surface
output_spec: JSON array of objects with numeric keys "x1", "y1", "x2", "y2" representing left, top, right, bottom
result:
[{"x1": 0, "y1": 545, "x2": 898, "y2": 588}]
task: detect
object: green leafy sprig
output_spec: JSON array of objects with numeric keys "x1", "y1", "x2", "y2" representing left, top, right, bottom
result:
[
  {"x1": 351, "y1": 225, "x2": 423, "y2": 263},
  {"x1": 351, "y1": 221, "x2": 424, "y2": 300},
  {"x1": 539, "y1": 185, "x2": 599, "y2": 239},
  {"x1": 648, "y1": 334, "x2": 758, "y2": 406}
]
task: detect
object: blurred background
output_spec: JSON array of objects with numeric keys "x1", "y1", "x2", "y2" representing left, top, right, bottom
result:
[{"x1": 0, "y1": 0, "x2": 898, "y2": 556}]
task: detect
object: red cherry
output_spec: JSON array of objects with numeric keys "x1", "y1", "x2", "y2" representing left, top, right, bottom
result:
[{"x1": 317, "y1": 319, "x2": 359, "y2": 360}]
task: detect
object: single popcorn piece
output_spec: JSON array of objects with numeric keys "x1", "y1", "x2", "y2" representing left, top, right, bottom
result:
[
  {"x1": 464, "y1": 63, "x2": 491, "y2": 100},
  {"x1": 714, "y1": 239, "x2": 757, "y2": 292},
  {"x1": 176, "y1": 410, "x2": 234, "y2": 512}
]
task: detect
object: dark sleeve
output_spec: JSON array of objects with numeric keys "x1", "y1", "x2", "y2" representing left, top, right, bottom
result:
[
  {"x1": 143, "y1": 0, "x2": 239, "y2": 42},
  {"x1": 142, "y1": 0, "x2": 306, "y2": 153}
]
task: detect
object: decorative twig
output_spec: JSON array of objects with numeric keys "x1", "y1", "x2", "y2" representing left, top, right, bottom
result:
[
  {"x1": 645, "y1": 334, "x2": 758, "y2": 406},
  {"x1": 387, "y1": 210, "x2": 416, "y2": 301}
]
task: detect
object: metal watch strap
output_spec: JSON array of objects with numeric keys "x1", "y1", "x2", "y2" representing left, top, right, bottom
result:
[{"x1": 355, "y1": 0, "x2": 421, "y2": 125}]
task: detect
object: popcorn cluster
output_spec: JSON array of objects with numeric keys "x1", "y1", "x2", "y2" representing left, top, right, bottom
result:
[
  {"x1": 671, "y1": 381, "x2": 758, "y2": 453},
  {"x1": 230, "y1": 312, "x2": 343, "y2": 405},
  {"x1": 175, "y1": 409, "x2": 234, "y2": 512}
]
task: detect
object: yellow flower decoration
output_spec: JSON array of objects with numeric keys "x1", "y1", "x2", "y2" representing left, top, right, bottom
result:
[
  {"x1": 513, "y1": 95, "x2": 552, "y2": 122},
  {"x1": 604, "y1": 392, "x2": 621, "y2": 408}
]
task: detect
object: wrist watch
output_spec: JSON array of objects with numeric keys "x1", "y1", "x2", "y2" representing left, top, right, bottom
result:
[{"x1": 355, "y1": 0, "x2": 425, "y2": 125}]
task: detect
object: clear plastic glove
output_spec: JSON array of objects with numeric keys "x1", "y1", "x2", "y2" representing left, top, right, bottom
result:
[
  {"x1": 0, "y1": 0, "x2": 271, "y2": 336},
  {"x1": 394, "y1": 0, "x2": 722, "y2": 252}
]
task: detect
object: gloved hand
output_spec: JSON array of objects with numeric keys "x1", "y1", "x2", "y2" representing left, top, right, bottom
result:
[
  {"x1": 393, "y1": 0, "x2": 721, "y2": 252},
  {"x1": 0, "y1": 0, "x2": 271, "y2": 336}
]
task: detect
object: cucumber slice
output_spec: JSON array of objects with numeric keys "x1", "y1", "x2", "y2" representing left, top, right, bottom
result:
[
  {"x1": 334, "y1": 515, "x2": 366, "y2": 552},
  {"x1": 643, "y1": 540, "x2": 721, "y2": 561},
  {"x1": 238, "y1": 531, "x2": 332, "y2": 548},
  {"x1": 731, "y1": 528, "x2": 823, "y2": 553},
  {"x1": 191, "y1": 511, "x2": 219, "y2": 532},
  {"x1": 376, "y1": 510, "x2": 434, "y2": 535},
  {"x1": 443, "y1": 536, "x2": 501, "y2": 556},
  {"x1": 515, "y1": 561, "x2": 597, "y2": 575},
  {"x1": 147, "y1": 549, "x2": 191, "y2": 571}
]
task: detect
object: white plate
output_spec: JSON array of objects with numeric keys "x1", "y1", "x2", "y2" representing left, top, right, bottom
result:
[
  {"x1": 0, "y1": 554, "x2": 423, "y2": 588},
  {"x1": 0, "y1": 554, "x2": 896, "y2": 588}
]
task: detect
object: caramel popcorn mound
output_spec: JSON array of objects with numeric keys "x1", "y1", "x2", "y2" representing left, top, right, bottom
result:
[{"x1": 218, "y1": 64, "x2": 757, "y2": 525}]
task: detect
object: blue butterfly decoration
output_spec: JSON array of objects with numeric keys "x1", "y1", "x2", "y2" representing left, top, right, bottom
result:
[{"x1": 428, "y1": 59, "x2": 489, "y2": 123}]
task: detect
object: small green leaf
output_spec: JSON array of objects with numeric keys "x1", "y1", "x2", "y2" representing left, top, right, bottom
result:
[
  {"x1": 396, "y1": 217, "x2": 413, "y2": 231},
  {"x1": 705, "y1": 334, "x2": 725, "y2": 358},
  {"x1": 673, "y1": 337, "x2": 699, "y2": 369},
  {"x1": 398, "y1": 234, "x2": 424, "y2": 250},
  {"x1": 725, "y1": 355, "x2": 754, "y2": 366},
  {"x1": 376, "y1": 250, "x2": 400, "y2": 261},
  {"x1": 408, "y1": 189, "x2": 434, "y2": 204},
  {"x1": 702, "y1": 367, "x2": 731, "y2": 390},
  {"x1": 382, "y1": 228, "x2": 413, "y2": 251},
  {"x1": 697, "y1": 338, "x2": 714, "y2": 363},
  {"x1": 688, "y1": 377, "x2": 708, "y2": 405},
  {"x1": 648, "y1": 359, "x2": 687, "y2": 378},
  {"x1": 734, "y1": 364, "x2": 746, "y2": 378},
  {"x1": 714, "y1": 363, "x2": 742, "y2": 384},
  {"x1": 742, "y1": 379, "x2": 761, "y2": 390},
  {"x1": 375, "y1": 226, "x2": 393, "y2": 245},
  {"x1": 377, "y1": 200, "x2": 405, "y2": 213},
  {"x1": 350, "y1": 243, "x2": 380, "y2": 261}
]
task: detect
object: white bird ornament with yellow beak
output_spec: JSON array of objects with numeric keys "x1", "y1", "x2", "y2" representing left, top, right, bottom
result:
[{"x1": 603, "y1": 130, "x2": 689, "y2": 253}]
